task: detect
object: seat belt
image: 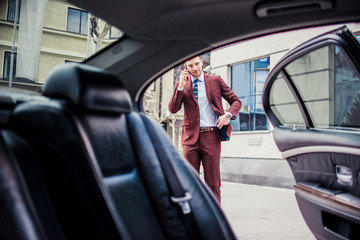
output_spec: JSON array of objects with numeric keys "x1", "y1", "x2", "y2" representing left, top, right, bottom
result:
[{"x1": 140, "y1": 115, "x2": 202, "y2": 240}]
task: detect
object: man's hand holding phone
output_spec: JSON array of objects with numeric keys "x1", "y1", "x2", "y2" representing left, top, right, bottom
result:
[{"x1": 179, "y1": 69, "x2": 191, "y2": 89}]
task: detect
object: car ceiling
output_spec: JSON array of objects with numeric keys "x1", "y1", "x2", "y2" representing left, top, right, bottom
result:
[{"x1": 68, "y1": 0, "x2": 360, "y2": 102}]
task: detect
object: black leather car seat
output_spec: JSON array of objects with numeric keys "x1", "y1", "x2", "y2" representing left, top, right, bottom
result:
[
  {"x1": 0, "y1": 95, "x2": 64, "y2": 240},
  {"x1": 0, "y1": 129, "x2": 65, "y2": 240},
  {"x1": 10, "y1": 63, "x2": 236, "y2": 240},
  {"x1": 9, "y1": 86, "x2": 130, "y2": 239}
]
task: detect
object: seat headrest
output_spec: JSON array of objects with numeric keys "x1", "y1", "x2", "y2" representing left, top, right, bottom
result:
[{"x1": 42, "y1": 63, "x2": 132, "y2": 113}]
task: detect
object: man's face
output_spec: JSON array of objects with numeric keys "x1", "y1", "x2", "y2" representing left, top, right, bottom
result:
[{"x1": 185, "y1": 57, "x2": 203, "y2": 78}]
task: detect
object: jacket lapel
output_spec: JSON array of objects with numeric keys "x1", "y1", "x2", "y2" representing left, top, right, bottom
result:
[
  {"x1": 204, "y1": 74, "x2": 211, "y2": 102},
  {"x1": 204, "y1": 74, "x2": 216, "y2": 111},
  {"x1": 185, "y1": 78, "x2": 197, "y2": 102},
  {"x1": 205, "y1": 74, "x2": 223, "y2": 116}
]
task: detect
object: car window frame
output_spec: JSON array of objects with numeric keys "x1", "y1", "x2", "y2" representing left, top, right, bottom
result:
[{"x1": 262, "y1": 26, "x2": 360, "y2": 129}]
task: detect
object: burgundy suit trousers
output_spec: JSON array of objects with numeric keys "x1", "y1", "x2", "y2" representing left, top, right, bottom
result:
[{"x1": 182, "y1": 130, "x2": 221, "y2": 203}]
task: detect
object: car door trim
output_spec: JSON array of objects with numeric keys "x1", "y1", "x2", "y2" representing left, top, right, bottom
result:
[
  {"x1": 282, "y1": 145, "x2": 360, "y2": 159},
  {"x1": 295, "y1": 183, "x2": 360, "y2": 214}
]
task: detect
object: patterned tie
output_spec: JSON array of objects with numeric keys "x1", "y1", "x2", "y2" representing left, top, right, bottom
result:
[{"x1": 193, "y1": 79, "x2": 199, "y2": 101}]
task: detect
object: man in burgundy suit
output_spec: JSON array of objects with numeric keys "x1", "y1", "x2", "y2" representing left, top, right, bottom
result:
[{"x1": 168, "y1": 56, "x2": 241, "y2": 203}]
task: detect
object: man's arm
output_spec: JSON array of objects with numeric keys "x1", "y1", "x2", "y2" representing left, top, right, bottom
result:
[
  {"x1": 216, "y1": 77, "x2": 242, "y2": 129},
  {"x1": 168, "y1": 70, "x2": 191, "y2": 114},
  {"x1": 220, "y1": 77, "x2": 242, "y2": 118},
  {"x1": 168, "y1": 81, "x2": 184, "y2": 113}
]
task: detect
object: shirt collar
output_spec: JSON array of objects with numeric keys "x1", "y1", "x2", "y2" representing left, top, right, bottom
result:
[{"x1": 191, "y1": 72, "x2": 204, "y2": 83}]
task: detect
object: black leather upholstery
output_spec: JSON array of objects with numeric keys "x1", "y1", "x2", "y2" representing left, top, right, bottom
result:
[
  {"x1": 0, "y1": 131, "x2": 49, "y2": 240},
  {"x1": 10, "y1": 63, "x2": 236, "y2": 240},
  {"x1": 0, "y1": 96, "x2": 15, "y2": 127},
  {"x1": 80, "y1": 113, "x2": 166, "y2": 239},
  {"x1": 42, "y1": 63, "x2": 132, "y2": 113},
  {"x1": 10, "y1": 99, "x2": 129, "y2": 240},
  {"x1": 1, "y1": 130, "x2": 65, "y2": 240}
]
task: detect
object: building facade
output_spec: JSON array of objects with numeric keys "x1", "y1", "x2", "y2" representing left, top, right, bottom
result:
[{"x1": 0, "y1": 0, "x2": 120, "y2": 92}]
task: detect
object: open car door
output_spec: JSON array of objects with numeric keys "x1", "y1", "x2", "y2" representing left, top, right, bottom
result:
[{"x1": 263, "y1": 26, "x2": 360, "y2": 240}]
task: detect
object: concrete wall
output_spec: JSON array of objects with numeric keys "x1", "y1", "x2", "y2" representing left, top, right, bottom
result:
[{"x1": 44, "y1": 0, "x2": 70, "y2": 31}]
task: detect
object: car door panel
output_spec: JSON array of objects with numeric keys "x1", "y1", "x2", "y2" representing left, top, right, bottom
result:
[
  {"x1": 263, "y1": 26, "x2": 360, "y2": 240},
  {"x1": 276, "y1": 127, "x2": 360, "y2": 239},
  {"x1": 295, "y1": 183, "x2": 360, "y2": 240},
  {"x1": 273, "y1": 127, "x2": 360, "y2": 152}
]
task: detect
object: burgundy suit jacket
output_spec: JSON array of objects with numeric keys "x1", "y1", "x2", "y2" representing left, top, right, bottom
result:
[{"x1": 168, "y1": 74, "x2": 241, "y2": 146}]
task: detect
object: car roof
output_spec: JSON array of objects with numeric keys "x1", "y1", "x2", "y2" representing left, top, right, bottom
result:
[
  {"x1": 68, "y1": 0, "x2": 360, "y2": 100},
  {"x1": 69, "y1": 0, "x2": 360, "y2": 44}
]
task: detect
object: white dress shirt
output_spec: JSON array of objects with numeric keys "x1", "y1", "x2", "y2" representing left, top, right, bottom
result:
[{"x1": 178, "y1": 73, "x2": 218, "y2": 127}]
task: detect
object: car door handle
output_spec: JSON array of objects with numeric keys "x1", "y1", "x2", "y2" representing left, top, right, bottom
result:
[{"x1": 336, "y1": 165, "x2": 353, "y2": 186}]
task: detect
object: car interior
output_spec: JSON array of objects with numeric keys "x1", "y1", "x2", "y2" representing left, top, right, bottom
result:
[{"x1": 1, "y1": 0, "x2": 360, "y2": 240}]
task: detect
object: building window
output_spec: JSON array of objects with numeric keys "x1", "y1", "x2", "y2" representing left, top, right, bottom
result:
[
  {"x1": 109, "y1": 26, "x2": 123, "y2": 39},
  {"x1": 231, "y1": 57, "x2": 270, "y2": 131},
  {"x1": 7, "y1": 0, "x2": 21, "y2": 22},
  {"x1": 67, "y1": 8, "x2": 88, "y2": 35},
  {"x1": 3, "y1": 51, "x2": 17, "y2": 79}
]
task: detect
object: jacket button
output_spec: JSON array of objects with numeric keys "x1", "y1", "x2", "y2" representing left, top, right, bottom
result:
[{"x1": 197, "y1": 119, "x2": 199, "y2": 121}]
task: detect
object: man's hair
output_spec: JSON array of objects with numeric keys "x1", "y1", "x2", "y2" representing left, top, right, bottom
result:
[
  {"x1": 184, "y1": 56, "x2": 202, "y2": 67},
  {"x1": 188, "y1": 55, "x2": 201, "y2": 61}
]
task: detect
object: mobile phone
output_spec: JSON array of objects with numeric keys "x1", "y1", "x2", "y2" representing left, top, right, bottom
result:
[{"x1": 183, "y1": 64, "x2": 189, "y2": 81}]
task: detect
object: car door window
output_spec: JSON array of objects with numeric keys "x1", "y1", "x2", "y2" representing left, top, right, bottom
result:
[
  {"x1": 285, "y1": 44, "x2": 360, "y2": 129},
  {"x1": 269, "y1": 73, "x2": 305, "y2": 128},
  {"x1": 269, "y1": 43, "x2": 360, "y2": 131}
]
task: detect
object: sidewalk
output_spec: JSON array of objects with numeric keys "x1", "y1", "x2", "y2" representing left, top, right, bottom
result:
[{"x1": 221, "y1": 181, "x2": 315, "y2": 240}]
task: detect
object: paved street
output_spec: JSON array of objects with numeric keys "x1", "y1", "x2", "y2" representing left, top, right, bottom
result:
[{"x1": 221, "y1": 181, "x2": 315, "y2": 240}]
